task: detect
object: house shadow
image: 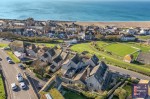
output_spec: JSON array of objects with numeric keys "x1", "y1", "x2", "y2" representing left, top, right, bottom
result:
[{"x1": 26, "y1": 74, "x2": 42, "y2": 92}]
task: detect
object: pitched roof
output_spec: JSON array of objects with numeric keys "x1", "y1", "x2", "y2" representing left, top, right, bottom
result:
[
  {"x1": 72, "y1": 54, "x2": 80, "y2": 64},
  {"x1": 124, "y1": 54, "x2": 133, "y2": 63},
  {"x1": 91, "y1": 55, "x2": 99, "y2": 65},
  {"x1": 90, "y1": 65, "x2": 100, "y2": 76},
  {"x1": 74, "y1": 66, "x2": 89, "y2": 81},
  {"x1": 60, "y1": 52, "x2": 68, "y2": 60},
  {"x1": 53, "y1": 56, "x2": 62, "y2": 63},
  {"x1": 48, "y1": 48, "x2": 56, "y2": 57},
  {"x1": 43, "y1": 53, "x2": 49, "y2": 58}
]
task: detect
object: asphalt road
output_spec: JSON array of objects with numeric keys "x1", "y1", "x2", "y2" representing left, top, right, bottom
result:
[
  {"x1": 0, "y1": 49, "x2": 38, "y2": 99},
  {"x1": 109, "y1": 65, "x2": 150, "y2": 80}
]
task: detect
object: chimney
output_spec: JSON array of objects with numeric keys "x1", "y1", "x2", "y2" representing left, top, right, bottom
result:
[{"x1": 87, "y1": 67, "x2": 90, "y2": 77}]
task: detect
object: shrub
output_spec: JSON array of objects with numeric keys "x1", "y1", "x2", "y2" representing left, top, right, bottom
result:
[{"x1": 43, "y1": 73, "x2": 51, "y2": 78}]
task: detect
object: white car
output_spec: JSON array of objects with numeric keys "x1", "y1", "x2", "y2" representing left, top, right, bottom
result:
[
  {"x1": 11, "y1": 83, "x2": 17, "y2": 90},
  {"x1": 16, "y1": 73, "x2": 23, "y2": 82},
  {"x1": 20, "y1": 82, "x2": 26, "y2": 89}
]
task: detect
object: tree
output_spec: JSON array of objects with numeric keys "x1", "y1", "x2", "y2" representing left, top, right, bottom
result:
[
  {"x1": 114, "y1": 87, "x2": 127, "y2": 99},
  {"x1": 32, "y1": 60, "x2": 47, "y2": 77},
  {"x1": 95, "y1": 34, "x2": 104, "y2": 40}
]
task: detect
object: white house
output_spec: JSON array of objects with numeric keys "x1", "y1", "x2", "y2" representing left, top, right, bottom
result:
[
  {"x1": 13, "y1": 21, "x2": 26, "y2": 27},
  {"x1": 126, "y1": 28, "x2": 137, "y2": 35},
  {"x1": 139, "y1": 29, "x2": 148, "y2": 35}
]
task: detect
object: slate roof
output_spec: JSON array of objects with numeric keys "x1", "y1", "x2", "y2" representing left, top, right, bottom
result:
[
  {"x1": 72, "y1": 54, "x2": 80, "y2": 64},
  {"x1": 53, "y1": 56, "x2": 62, "y2": 63},
  {"x1": 99, "y1": 61, "x2": 108, "y2": 77},
  {"x1": 87, "y1": 61, "x2": 108, "y2": 85},
  {"x1": 91, "y1": 55, "x2": 99, "y2": 65},
  {"x1": 43, "y1": 53, "x2": 49, "y2": 58}
]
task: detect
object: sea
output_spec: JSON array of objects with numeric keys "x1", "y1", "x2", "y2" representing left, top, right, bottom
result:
[{"x1": 0, "y1": 0, "x2": 150, "y2": 21}]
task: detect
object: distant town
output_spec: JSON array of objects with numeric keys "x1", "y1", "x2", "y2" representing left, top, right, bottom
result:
[{"x1": 0, "y1": 18, "x2": 150, "y2": 99}]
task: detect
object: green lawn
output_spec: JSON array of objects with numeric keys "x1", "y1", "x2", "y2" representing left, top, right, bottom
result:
[
  {"x1": 104, "y1": 43, "x2": 137, "y2": 57},
  {"x1": 71, "y1": 42, "x2": 150, "y2": 76},
  {"x1": 96, "y1": 41, "x2": 150, "y2": 57},
  {"x1": 0, "y1": 74, "x2": 5, "y2": 99},
  {"x1": 50, "y1": 88, "x2": 64, "y2": 99},
  {"x1": 64, "y1": 89, "x2": 86, "y2": 99},
  {"x1": 125, "y1": 42, "x2": 150, "y2": 52},
  {"x1": 35, "y1": 43, "x2": 56, "y2": 47},
  {"x1": 0, "y1": 43, "x2": 8, "y2": 48},
  {"x1": 123, "y1": 84, "x2": 132, "y2": 96},
  {"x1": 6, "y1": 51, "x2": 20, "y2": 63},
  {"x1": 96, "y1": 41, "x2": 110, "y2": 47}
]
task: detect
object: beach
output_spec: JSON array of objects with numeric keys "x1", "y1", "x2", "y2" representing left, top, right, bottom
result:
[{"x1": 59, "y1": 21, "x2": 150, "y2": 28}]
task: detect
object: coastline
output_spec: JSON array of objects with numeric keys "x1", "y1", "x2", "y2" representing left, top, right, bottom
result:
[
  {"x1": 1, "y1": 18, "x2": 150, "y2": 28},
  {"x1": 75, "y1": 21, "x2": 150, "y2": 28}
]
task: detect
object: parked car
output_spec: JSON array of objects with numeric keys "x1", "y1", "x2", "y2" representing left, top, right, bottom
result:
[
  {"x1": 11, "y1": 83, "x2": 17, "y2": 90},
  {"x1": 4, "y1": 47, "x2": 10, "y2": 50},
  {"x1": 8, "y1": 60, "x2": 14, "y2": 64},
  {"x1": 20, "y1": 82, "x2": 26, "y2": 89},
  {"x1": 6, "y1": 57, "x2": 14, "y2": 64},
  {"x1": 6, "y1": 57, "x2": 12, "y2": 61},
  {"x1": 16, "y1": 73, "x2": 23, "y2": 82},
  {"x1": 18, "y1": 64, "x2": 25, "y2": 70}
]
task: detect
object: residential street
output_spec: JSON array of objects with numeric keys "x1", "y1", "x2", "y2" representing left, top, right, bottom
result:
[
  {"x1": 109, "y1": 65, "x2": 150, "y2": 80},
  {"x1": 0, "y1": 49, "x2": 38, "y2": 99}
]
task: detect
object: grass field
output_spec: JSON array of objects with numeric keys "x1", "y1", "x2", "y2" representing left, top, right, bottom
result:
[
  {"x1": 104, "y1": 43, "x2": 137, "y2": 57},
  {"x1": 0, "y1": 74, "x2": 5, "y2": 99},
  {"x1": 6, "y1": 51, "x2": 20, "y2": 63},
  {"x1": 0, "y1": 43, "x2": 8, "y2": 48},
  {"x1": 71, "y1": 42, "x2": 150, "y2": 76},
  {"x1": 125, "y1": 42, "x2": 150, "y2": 52},
  {"x1": 96, "y1": 41, "x2": 150, "y2": 57}
]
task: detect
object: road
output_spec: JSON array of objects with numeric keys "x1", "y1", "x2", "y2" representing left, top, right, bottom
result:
[
  {"x1": 0, "y1": 49, "x2": 38, "y2": 99},
  {"x1": 109, "y1": 65, "x2": 150, "y2": 80}
]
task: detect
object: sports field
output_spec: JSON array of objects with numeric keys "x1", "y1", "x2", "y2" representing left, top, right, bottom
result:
[
  {"x1": 104, "y1": 43, "x2": 137, "y2": 57},
  {"x1": 71, "y1": 41, "x2": 150, "y2": 76}
]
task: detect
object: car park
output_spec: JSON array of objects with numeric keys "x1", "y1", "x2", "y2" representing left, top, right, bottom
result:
[
  {"x1": 16, "y1": 73, "x2": 23, "y2": 82},
  {"x1": 11, "y1": 83, "x2": 17, "y2": 90},
  {"x1": 20, "y1": 82, "x2": 26, "y2": 89}
]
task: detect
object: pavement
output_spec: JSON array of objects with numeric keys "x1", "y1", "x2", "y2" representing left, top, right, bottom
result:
[
  {"x1": 109, "y1": 65, "x2": 150, "y2": 80},
  {"x1": 0, "y1": 49, "x2": 38, "y2": 99}
]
